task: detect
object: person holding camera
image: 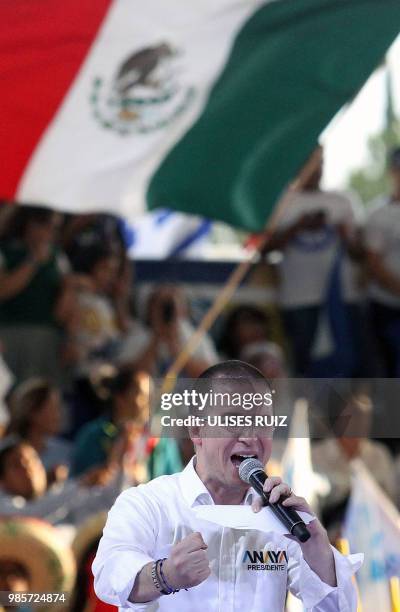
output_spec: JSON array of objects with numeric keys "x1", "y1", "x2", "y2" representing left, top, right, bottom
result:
[{"x1": 120, "y1": 285, "x2": 218, "y2": 378}]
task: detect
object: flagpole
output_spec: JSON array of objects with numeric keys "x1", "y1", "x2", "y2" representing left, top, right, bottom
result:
[
  {"x1": 335, "y1": 539, "x2": 363, "y2": 612},
  {"x1": 390, "y1": 577, "x2": 400, "y2": 612},
  {"x1": 161, "y1": 147, "x2": 323, "y2": 392}
]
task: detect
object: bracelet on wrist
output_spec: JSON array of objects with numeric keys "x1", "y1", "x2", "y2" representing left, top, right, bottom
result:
[
  {"x1": 159, "y1": 558, "x2": 180, "y2": 594},
  {"x1": 151, "y1": 560, "x2": 165, "y2": 594},
  {"x1": 152, "y1": 559, "x2": 173, "y2": 595}
]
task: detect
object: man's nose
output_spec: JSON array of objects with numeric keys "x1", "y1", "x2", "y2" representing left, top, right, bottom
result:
[{"x1": 237, "y1": 433, "x2": 257, "y2": 442}]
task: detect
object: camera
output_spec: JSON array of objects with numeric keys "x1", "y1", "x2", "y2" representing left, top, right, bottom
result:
[{"x1": 161, "y1": 299, "x2": 176, "y2": 324}]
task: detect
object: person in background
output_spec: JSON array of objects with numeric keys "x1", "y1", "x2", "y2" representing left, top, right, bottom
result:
[
  {"x1": 5, "y1": 378, "x2": 72, "y2": 477},
  {"x1": 0, "y1": 438, "x2": 128, "y2": 526},
  {"x1": 65, "y1": 244, "x2": 168, "y2": 377},
  {"x1": 121, "y1": 285, "x2": 218, "y2": 377},
  {"x1": 262, "y1": 146, "x2": 366, "y2": 377},
  {"x1": 240, "y1": 340, "x2": 288, "y2": 379},
  {"x1": 72, "y1": 365, "x2": 182, "y2": 480},
  {"x1": 312, "y1": 391, "x2": 396, "y2": 537},
  {"x1": 365, "y1": 147, "x2": 400, "y2": 377},
  {"x1": 0, "y1": 205, "x2": 75, "y2": 383},
  {"x1": 64, "y1": 244, "x2": 129, "y2": 373},
  {"x1": 218, "y1": 305, "x2": 272, "y2": 360},
  {"x1": 61, "y1": 212, "x2": 128, "y2": 274}
]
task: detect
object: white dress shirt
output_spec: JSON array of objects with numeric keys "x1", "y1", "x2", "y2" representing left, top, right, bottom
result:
[{"x1": 93, "y1": 457, "x2": 363, "y2": 611}]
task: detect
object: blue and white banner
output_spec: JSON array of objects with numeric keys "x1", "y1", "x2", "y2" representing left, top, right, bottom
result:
[
  {"x1": 126, "y1": 209, "x2": 212, "y2": 259},
  {"x1": 344, "y1": 459, "x2": 400, "y2": 612}
]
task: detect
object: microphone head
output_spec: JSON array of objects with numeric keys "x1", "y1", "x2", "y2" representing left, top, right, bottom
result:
[{"x1": 238, "y1": 457, "x2": 264, "y2": 484}]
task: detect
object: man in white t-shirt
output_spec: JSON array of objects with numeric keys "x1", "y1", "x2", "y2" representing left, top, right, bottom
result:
[
  {"x1": 264, "y1": 146, "x2": 364, "y2": 376},
  {"x1": 365, "y1": 147, "x2": 400, "y2": 377}
]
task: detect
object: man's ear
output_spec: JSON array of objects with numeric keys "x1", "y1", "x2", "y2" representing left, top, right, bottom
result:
[{"x1": 188, "y1": 425, "x2": 202, "y2": 450}]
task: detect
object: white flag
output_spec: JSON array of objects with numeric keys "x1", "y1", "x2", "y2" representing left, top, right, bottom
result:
[{"x1": 281, "y1": 398, "x2": 328, "y2": 513}]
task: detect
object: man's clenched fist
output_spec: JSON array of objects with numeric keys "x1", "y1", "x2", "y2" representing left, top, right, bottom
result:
[{"x1": 163, "y1": 532, "x2": 211, "y2": 590}]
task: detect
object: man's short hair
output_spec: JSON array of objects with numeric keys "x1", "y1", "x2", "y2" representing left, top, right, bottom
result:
[
  {"x1": 197, "y1": 359, "x2": 266, "y2": 382},
  {"x1": 189, "y1": 360, "x2": 271, "y2": 417}
]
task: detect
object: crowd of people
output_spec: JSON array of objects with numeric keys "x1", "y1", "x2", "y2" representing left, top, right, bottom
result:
[{"x1": 0, "y1": 145, "x2": 400, "y2": 609}]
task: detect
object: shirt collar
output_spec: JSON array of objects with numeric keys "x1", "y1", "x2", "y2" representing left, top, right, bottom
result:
[{"x1": 179, "y1": 456, "x2": 255, "y2": 507}]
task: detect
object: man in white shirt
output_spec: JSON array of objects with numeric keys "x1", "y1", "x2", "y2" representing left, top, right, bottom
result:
[
  {"x1": 365, "y1": 147, "x2": 400, "y2": 377},
  {"x1": 263, "y1": 146, "x2": 364, "y2": 376},
  {"x1": 93, "y1": 361, "x2": 362, "y2": 611}
]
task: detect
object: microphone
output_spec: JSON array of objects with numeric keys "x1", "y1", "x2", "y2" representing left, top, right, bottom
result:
[{"x1": 239, "y1": 458, "x2": 311, "y2": 543}]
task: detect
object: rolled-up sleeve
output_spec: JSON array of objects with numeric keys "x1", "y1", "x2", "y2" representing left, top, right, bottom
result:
[
  {"x1": 288, "y1": 543, "x2": 364, "y2": 611},
  {"x1": 92, "y1": 486, "x2": 158, "y2": 609}
]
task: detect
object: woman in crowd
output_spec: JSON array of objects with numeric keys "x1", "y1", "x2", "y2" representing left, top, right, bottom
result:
[
  {"x1": 64, "y1": 244, "x2": 130, "y2": 374},
  {"x1": 72, "y1": 365, "x2": 182, "y2": 480},
  {"x1": 65, "y1": 245, "x2": 183, "y2": 377},
  {"x1": 0, "y1": 205, "x2": 75, "y2": 383},
  {"x1": 6, "y1": 378, "x2": 72, "y2": 476}
]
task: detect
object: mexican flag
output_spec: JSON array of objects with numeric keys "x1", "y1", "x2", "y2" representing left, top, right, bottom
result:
[{"x1": 1, "y1": 0, "x2": 400, "y2": 232}]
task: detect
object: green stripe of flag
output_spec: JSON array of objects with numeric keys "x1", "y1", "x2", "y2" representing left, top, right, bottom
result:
[{"x1": 147, "y1": 0, "x2": 400, "y2": 232}]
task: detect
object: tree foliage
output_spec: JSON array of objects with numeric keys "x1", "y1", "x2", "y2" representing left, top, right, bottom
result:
[
  {"x1": 347, "y1": 70, "x2": 399, "y2": 206},
  {"x1": 348, "y1": 119, "x2": 400, "y2": 205}
]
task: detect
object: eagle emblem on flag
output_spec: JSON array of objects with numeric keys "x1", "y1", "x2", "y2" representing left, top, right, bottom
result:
[{"x1": 90, "y1": 42, "x2": 195, "y2": 135}]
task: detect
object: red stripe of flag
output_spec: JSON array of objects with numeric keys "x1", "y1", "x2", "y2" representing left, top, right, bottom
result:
[{"x1": 0, "y1": 0, "x2": 112, "y2": 199}]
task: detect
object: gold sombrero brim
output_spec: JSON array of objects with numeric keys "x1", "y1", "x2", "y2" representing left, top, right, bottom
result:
[{"x1": 0, "y1": 517, "x2": 76, "y2": 597}]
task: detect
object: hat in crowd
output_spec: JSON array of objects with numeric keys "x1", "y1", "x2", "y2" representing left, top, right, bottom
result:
[
  {"x1": 389, "y1": 147, "x2": 400, "y2": 168},
  {"x1": 0, "y1": 517, "x2": 76, "y2": 600}
]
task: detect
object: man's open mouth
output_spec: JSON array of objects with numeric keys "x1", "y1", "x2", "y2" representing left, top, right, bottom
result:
[{"x1": 230, "y1": 453, "x2": 257, "y2": 468}]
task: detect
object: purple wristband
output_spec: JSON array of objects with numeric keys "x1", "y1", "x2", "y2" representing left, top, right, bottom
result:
[{"x1": 159, "y1": 558, "x2": 178, "y2": 594}]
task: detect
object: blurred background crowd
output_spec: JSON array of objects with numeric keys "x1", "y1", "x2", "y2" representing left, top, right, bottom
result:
[{"x1": 1, "y1": 145, "x2": 400, "y2": 610}]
